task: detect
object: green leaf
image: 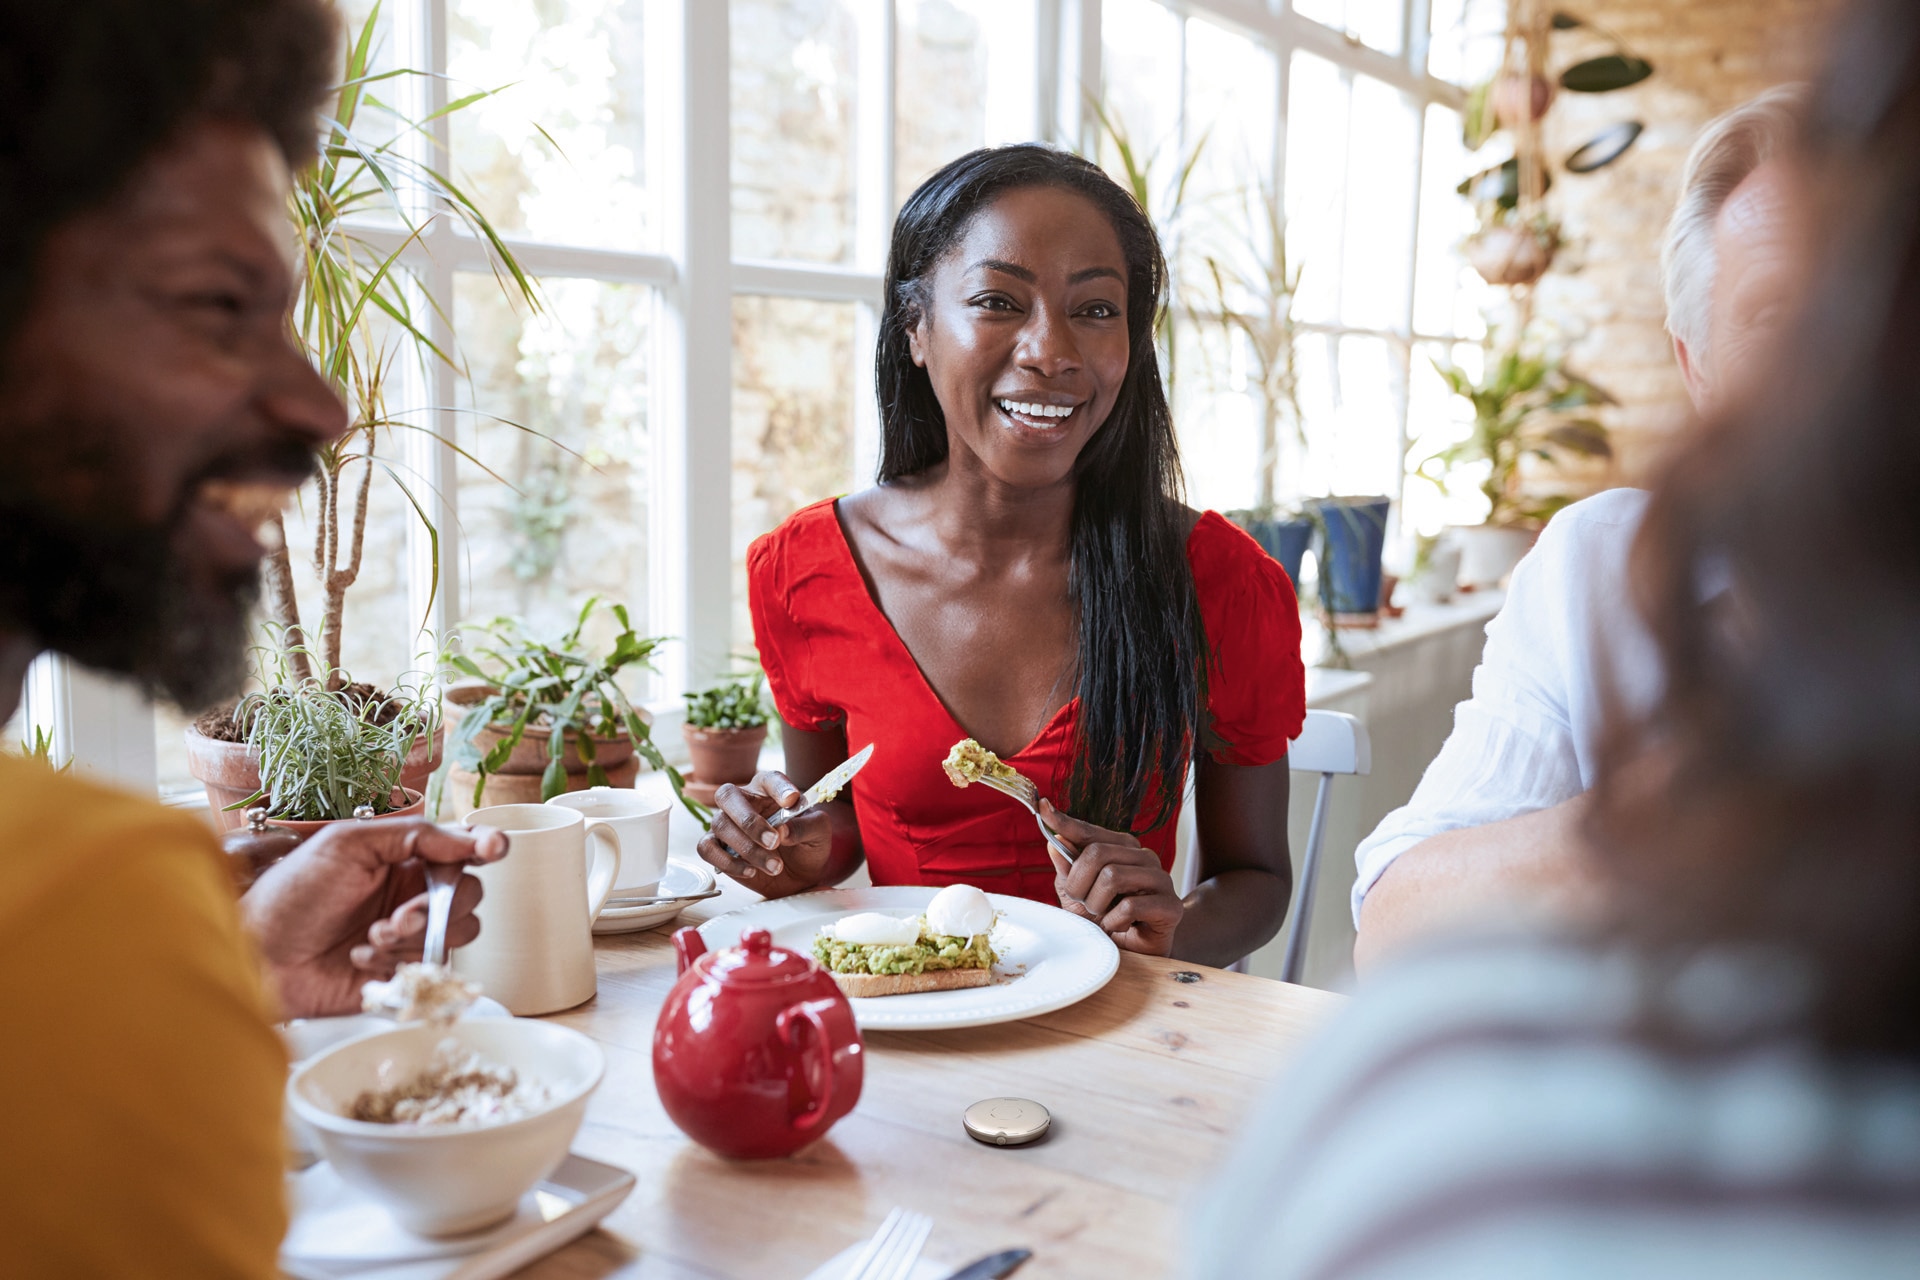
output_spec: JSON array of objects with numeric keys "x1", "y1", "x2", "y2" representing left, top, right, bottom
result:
[
  {"x1": 1561, "y1": 54, "x2": 1654, "y2": 94},
  {"x1": 540, "y1": 756, "x2": 566, "y2": 801}
]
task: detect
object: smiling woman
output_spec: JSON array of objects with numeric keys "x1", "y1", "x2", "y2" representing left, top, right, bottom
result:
[{"x1": 699, "y1": 145, "x2": 1308, "y2": 968}]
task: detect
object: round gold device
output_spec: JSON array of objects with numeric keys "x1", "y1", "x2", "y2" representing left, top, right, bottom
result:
[{"x1": 963, "y1": 1097, "x2": 1052, "y2": 1147}]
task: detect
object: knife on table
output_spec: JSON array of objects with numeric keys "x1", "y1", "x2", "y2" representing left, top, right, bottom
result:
[
  {"x1": 939, "y1": 1249, "x2": 1032, "y2": 1280},
  {"x1": 766, "y1": 742, "x2": 875, "y2": 828}
]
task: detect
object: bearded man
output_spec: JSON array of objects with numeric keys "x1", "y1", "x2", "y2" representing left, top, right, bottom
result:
[{"x1": 0, "y1": 3, "x2": 505, "y2": 1273}]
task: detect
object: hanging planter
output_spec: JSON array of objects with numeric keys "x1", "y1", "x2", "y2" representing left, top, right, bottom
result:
[{"x1": 1466, "y1": 219, "x2": 1560, "y2": 287}]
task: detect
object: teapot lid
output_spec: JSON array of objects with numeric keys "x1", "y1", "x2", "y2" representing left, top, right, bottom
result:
[{"x1": 707, "y1": 927, "x2": 816, "y2": 986}]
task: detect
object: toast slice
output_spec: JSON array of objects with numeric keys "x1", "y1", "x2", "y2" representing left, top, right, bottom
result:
[{"x1": 831, "y1": 967, "x2": 995, "y2": 998}]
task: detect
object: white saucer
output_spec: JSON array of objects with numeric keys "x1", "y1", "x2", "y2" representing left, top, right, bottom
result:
[
  {"x1": 280, "y1": 1152, "x2": 633, "y2": 1279},
  {"x1": 592, "y1": 860, "x2": 716, "y2": 935}
]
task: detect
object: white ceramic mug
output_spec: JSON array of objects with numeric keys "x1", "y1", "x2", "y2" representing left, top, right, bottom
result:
[
  {"x1": 455, "y1": 805, "x2": 620, "y2": 1015},
  {"x1": 545, "y1": 787, "x2": 671, "y2": 893}
]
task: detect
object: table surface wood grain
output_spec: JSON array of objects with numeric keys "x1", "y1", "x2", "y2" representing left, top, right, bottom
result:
[{"x1": 522, "y1": 882, "x2": 1343, "y2": 1280}]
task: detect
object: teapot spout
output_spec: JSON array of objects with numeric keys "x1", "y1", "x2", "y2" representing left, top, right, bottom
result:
[{"x1": 672, "y1": 926, "x2": 707, "y2": 975}]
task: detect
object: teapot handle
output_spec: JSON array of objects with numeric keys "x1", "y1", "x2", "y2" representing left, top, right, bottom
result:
[{"x1": 776, "y1": 998, "x2": 839, "y2": 1133}]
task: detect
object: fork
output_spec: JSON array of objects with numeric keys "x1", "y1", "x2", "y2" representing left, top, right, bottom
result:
[
  {"x1": 978, "y1": 772, "x2": 1080, "y2": 866},
  {"x1": 846, "y1": 1206, "x2": 934, "y2": 1280}
]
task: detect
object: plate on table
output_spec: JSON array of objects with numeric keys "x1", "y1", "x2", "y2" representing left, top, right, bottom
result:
[
  {"x1": 592, "y1": 860, "x2": 717, "y2": 935},
  {"x1": 698, "y1": 886, "x2": 1118, "y2": 1031},
  {"x1": 279, "y1": 1152, "x2": 634, "y2": 1280}
]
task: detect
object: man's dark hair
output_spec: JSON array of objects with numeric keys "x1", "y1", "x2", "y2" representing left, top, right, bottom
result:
[{"x1": 0, "y1": 0, "x2": 338, "y2": 345}]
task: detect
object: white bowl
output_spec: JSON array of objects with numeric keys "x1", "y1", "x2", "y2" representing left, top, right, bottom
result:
[{"x1": 287, "y1": 1018, "x2": 604, "y2": 1236}]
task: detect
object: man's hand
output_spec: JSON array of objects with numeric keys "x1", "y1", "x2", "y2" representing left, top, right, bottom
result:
[
  {"x1": 240, "y1": 819, "x2": 508, "y2": 1020},
  {"x1": 1040, "y1": 800, "x2": 1184, "y2": 956}
]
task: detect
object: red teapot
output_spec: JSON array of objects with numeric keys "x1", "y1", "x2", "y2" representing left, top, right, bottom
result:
[{"x1": 653, "y1": 925, "x2": 864, "y2": 1159}]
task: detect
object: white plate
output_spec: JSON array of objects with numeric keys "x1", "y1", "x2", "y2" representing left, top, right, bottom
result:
[
  {"x1": 592, "y1": 860, "x2": 716, "y2": 935},
  {"x1": 697, "y1": 887, "x2": 1118, "y2": 1031},
  {"x1": 279, "y1": 1151, "x2": 633, "y2": 1280}
]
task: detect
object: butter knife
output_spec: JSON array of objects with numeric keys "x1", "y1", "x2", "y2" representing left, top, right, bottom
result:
[
  {"x1": 767, "y1": 743, "x2": 874, "y2": 828},
  {"x1": 939, "y1": 1249, "x2": 1032, "y2": 1280}
]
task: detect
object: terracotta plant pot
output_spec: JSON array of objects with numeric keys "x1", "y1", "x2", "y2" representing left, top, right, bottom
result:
[
  {"x1": 1466, "y1": 223, "x2": 1559, "y2": 287},
  {"x1": 264, "y1": 787, "x2": 428, "y2": 839},
  {"x1": 1492, "y1": 72, "x2": 1555, "y2": 129},
  {"x1": 186, "y1": 722, "x2": 444, "y2": 833},
  {"x1": 442, "y1": 682, "x2": 644, "y2": 820},
  {"x1": 682, "y1": 723, "x2": 769, "y2": 804}
]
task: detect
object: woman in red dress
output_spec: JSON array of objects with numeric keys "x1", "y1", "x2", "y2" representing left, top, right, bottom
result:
[{"x1": 697, "y1": 145, "x2": 1307, "y2": 964}]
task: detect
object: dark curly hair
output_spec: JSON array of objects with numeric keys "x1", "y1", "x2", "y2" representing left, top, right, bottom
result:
[
  {"x1": 876, "y1": 144, "x2": 1207, "y2": 833},
  {"x1": 0, "y1": 0, "x2": 338, "y2": 345}
]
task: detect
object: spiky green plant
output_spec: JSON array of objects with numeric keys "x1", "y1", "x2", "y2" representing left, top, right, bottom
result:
[
  {"x1": 228, "y1": 650, "x2": 437, "y2": 820},
  {"x1": 262, "y1": 2, "x2": 542, "y2": 686}
]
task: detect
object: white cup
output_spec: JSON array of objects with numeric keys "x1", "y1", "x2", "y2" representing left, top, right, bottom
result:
[
  {"x1": 545, "y1": 786, "x2": 671, "y2": 894},
  {"x1": 455, "y1": 805, "x2": 619, "y2": 1016}
]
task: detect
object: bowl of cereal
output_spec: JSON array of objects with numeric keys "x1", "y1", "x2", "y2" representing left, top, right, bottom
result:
[{"x1": 287, "y1": 1018, "x2": 605, "y2": 1236}]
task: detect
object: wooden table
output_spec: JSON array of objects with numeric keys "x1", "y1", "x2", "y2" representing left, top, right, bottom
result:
[{"x1": 528, "y1": 887, "x2": 1342, "y2": 1280}]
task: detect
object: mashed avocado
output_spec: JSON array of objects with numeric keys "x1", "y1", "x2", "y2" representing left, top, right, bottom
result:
[
  {"x1": 943, "y1": 738, "x2": 1020, "y2": 787},
  {"x1": 812, "y1": 922, "x2": 997, "y2": 976}
]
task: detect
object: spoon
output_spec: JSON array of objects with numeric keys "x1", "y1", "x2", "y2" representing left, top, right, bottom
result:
[{"x1": 421, "y1": 862, "x2": 461, "y2": 968}]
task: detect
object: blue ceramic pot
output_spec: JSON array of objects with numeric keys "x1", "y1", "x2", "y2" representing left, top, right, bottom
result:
[
  {"x1": 1308, "y1": 497, "x2": 1391, "y2": 621},
  {"x1": 1241, "y1": 516, "x2": 1314, "y2": 590}
]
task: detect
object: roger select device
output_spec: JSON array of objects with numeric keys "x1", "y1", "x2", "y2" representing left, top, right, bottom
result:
[{"x1": 963, "y1": 1097, "x2": 1052, "y2": 1146}]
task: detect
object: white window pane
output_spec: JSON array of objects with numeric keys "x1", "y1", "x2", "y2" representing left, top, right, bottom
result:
[
  {"x1": 1180, "y1": 17, "x2": 1279, "y2": 286},
  {"x1": 1173, "y1": 315, "x2": 1258, "y2": 514},
  {"x1": 1297, "y1": 333, "x2": 1407, "y2": 499},
  {"x1": 895, "y1": 0, "x2": 1039, "y2": 209},
  {"x1": 454, "y1": 276, "x2": 654, "y2": 647},
  {"x1": 732, "y1": 0, "x2": 861, "y2": 263},
  {"x1": 1340, "y1": 76, "x2": 1420, "y2": 333},
  {"x1": 1286, "y1": 52, "x2": 1348, "y2": 327},
  {"x1": 1099, "y1": 0, "x2": 1184, "y2": 216},
  {"x1": 1293, "y1": 0, "x2": 1404, "y2": 57},
  {"x1": 732, "y1": 297, "x2": 859, "y2": 652},
  {"x1": 1404, "y1": 339, "x2": 1489, "y2": 532},
  {"x1": 1427, "y1": 0, "x2": 1508, "y2": 86},
  {"x1": 448, "y1": 0, "x2": 650, "y2": 252},
  {"x1": 1414, "y1": 103, "x2": 1493, "y2": 339}
]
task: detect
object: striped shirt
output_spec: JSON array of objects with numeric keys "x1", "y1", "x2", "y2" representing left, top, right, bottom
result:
[{"x1": 1187, "y1": 935, "x2": 1920, "y2": 1279}]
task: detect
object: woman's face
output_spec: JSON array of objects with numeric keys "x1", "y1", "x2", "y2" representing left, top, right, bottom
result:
[{"x1": 907, "y1": 185, "x2": 1132, "y2": 490}]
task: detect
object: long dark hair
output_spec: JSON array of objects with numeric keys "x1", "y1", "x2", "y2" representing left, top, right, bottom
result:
[
  {"x1": 1591, "y1": 0, "x2": 1920, "y2": 1057},
  {"x1": 875, "y1": 144, "x2": 1205, "y2": 832}
]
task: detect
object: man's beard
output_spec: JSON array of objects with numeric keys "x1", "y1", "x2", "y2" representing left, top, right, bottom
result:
[{"x1": 0, "y1": 480, "x2": 261, "y2": 714}]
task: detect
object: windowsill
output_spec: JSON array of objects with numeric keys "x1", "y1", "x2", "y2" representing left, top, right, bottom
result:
[{"x1": 1303, "y1": 587, "x2": 1506, "y2": 668}]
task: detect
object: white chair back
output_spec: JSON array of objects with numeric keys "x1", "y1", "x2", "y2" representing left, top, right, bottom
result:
[{"x1": 1276, "y1": 710, "x2": 1370, "y2": 984}]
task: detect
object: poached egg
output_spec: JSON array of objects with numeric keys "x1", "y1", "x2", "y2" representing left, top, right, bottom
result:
[
  {"x1": 831, "y1": 912, "x2": 923, "y2": 947},
  {"x1": 925, "y1": 884, "x2": 994, "y2": 940}
]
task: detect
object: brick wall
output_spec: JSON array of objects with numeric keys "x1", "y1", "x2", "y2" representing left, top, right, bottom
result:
[{"x1": 1529, "y1": 0, "x2": 1839, "y2": 484}]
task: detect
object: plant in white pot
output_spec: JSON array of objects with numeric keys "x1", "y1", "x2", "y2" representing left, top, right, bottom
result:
[
  {"x1": 185, "y1": 5, "x2": 541, "y2": 816},
  {"x1": 681, "y1": 669, "x2": 772, "y2": 806},
  {"x1": 1417, "y1": 334, "x2": 1613, "y2": 587}
]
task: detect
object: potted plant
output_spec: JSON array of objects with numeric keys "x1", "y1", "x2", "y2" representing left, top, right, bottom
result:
[
  {"x1": 1419, "y1": 335, "x2": 1613, "y2": 587},
  {"x1": 682, "y1": 669, "x2": 772, "y2": 805},
  {"x1": 1194, "y1": 174, "x2": 1315, "y2": 590},
  {"x1": 185, "y1": 4, "x2": 539, "y2": 812},
  {"x1": 444, "y1": 597, "x2": 703, "y2": 822},
  {"x1": 217, "y1": 660, "x2": 435, "y2": 836},
  {"x1": 1306, "y1": 497, "x2": 1394, "y2": 628}
]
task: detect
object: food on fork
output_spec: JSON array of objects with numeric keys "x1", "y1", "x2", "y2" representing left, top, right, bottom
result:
[
  {"x1": 812, "y1": 885, "x2": 999, "y2": 998},
  {"x1": 943, "y1": 738, "x2": 1021, "y2": 788},
  {"x1": 361, "y1": 962, "x2": 480, "y2": 1026}
]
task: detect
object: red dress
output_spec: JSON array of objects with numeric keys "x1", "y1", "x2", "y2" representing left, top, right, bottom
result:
[{"x1": 747, "y1": 501, "x2": 1307, "y2": 904}]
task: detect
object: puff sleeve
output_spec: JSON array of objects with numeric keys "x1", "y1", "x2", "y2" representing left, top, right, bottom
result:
[
  {"x1": 1191, "y1": 513, "x2": 1308, "y2": 767},
  {"x1": 746, "y1": 506, "x2": 844, "y2": 732}
]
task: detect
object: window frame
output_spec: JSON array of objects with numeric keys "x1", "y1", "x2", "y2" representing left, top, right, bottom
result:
[{"x1": 36, "y1": 0, "x2": 1479, "y2": 792}]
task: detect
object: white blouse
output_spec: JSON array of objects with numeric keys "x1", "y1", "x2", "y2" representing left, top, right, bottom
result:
[{"x1": 1350, "y1": 489, "x2": 1660, "y2": 925}]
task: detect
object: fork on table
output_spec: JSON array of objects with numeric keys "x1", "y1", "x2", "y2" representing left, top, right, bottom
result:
[{"x1": 845, "y1": 1206, "x2": 933, "y2": 1280}]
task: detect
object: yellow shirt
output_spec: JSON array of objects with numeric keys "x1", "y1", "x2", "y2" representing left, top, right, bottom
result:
[{"x1": 0, "y1": 755, "x2": 286, "y2": 1277}]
